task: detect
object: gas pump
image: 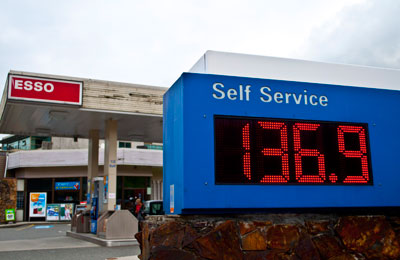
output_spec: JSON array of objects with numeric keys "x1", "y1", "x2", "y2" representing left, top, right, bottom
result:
[
  {"x1": 86, "y1": 176, "x2": 139, "y2": 239},
  {"x1": 90, "y1": 177, "x2": 104, "y2": 234}
]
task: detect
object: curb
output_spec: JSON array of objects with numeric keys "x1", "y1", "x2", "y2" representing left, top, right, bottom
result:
[
  {"x1": 67, "y1": 231, "x2": 139, "y2": 247},
  {"x1": 106, "y1": 256, "x2": 140, "y2": 260},
  {"x1": 0, "y1": 221, "x2": 71, "y2": 228}
]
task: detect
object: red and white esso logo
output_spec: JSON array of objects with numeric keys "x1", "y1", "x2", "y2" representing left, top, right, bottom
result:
[{"x1": 14, "y1": 80, "x2": 54, "y2": 93}]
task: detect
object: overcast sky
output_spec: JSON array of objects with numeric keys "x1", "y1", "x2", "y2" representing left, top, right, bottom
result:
[{"x1": 1, "y1": 0, "x2": 399, "y2": 91}]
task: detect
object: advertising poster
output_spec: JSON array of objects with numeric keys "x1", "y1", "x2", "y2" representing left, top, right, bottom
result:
[
  {"x1": 55, "y1": 181, "x2": 80, "y2": 190},
  {"x1": 86, "y1": 179, "x2": 91, "y2": 204},
  {"x1": 59, "y1": 203, "x2": 74, "y2": 221},
  {"x1": 103, "y1": 176, "x2": 108, "y2": 204},
  {"x1": 29, "y1": 192, "x2": 47, "y2": 217},
  {"x1": 5, "y1": 209, "x2": 15, "y2": 221},
  {"x1": 170, "y1": 185, "x2": 174, "y2": 214},
  {"x1": 46, "y1": 204, "x2": 60, "y2": 221}
]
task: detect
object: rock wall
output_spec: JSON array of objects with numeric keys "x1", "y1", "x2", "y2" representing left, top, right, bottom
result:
[
  {"x1": 0, "y1": 178, "x2": 17, "y2": 223},
  {"x1": 136, "y1": 214, "x2": 400, "y2": 260}
]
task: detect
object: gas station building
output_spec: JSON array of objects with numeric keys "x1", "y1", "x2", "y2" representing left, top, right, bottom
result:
[{"x1": 0, "y1": 70, "x2": 166, "y2": 221}]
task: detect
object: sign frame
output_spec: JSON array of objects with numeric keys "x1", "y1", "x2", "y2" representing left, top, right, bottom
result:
[
  {"x1": 163, "y1": 73, "x2": 400, "y2": 214},
  {"x1": 46, "y1": 204, "x2": 60, "y2": 221},
  {"x1": 59, "y1": 203, "x2": 74, "y2": 221},
  {"x1": 55, "y1": 181, "x2": 80, "y2": 191},
  {"x1": 213, "y1": 115, "x2": 373, "y2": 185},
  {"x1": 5, "y1": 208, "x2": 15, "y2": 222},
  {"x1": 8, "y1": 74, "x2": 83, "y2": 106},
  {"x1": 29, "y1": 192, "x2": 47, "y2": 218}
]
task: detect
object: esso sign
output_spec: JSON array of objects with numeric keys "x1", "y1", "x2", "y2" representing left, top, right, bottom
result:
[
  {"x1": 14, "y1": 80, "x2": 55, "y2": 93},
  {"x1": 8, "y1": 75, "x2": 83, "y2": 105}
]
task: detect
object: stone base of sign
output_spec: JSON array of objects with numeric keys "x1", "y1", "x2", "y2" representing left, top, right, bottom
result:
[
  {"x1": 0, "y1": 178, "x2": 17, "y2": 224},
  {"x1": 136, "y1": 213, "x2": 400, "y2": 260}
]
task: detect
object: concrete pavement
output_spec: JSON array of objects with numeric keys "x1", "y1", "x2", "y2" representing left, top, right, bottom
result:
[
  {"x1": 0, "y1": 221, "x2": 69, "y2": 228},
  {"x1": 0, "y1": 246, "x2": 141, "y2": 260},
  {"x1": 0, "y1": 223, "x2": 140, "y2": 259},
  {"x1": 0, "y1": 236, "x2": 99, "y2": 252}
]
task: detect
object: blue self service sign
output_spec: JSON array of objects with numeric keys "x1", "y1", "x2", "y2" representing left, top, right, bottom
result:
[{"x1": 163, "y1": 73, "x2": 400, "y2": 214}]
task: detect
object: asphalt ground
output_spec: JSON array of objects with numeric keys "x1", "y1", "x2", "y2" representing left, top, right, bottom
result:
[
  {"x1": 0, "y1": 246, "x2": 140, "y2": 260},
  {"x1": 0, "y1": 222, "x2": 71, "y2": 241},
  {"x1": 0, "y1": 223, "x2": 140, "y2": 260}
]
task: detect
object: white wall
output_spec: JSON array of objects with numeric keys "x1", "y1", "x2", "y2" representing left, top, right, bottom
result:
[{"x1": 7, "y1": 148, "x2": 162, "y2": 169}]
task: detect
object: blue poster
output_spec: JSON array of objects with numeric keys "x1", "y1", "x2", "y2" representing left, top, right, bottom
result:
[
  {"x1": 55, "y1": 181, "x2": 80, "y2": 190},
  {"x1": 46, "y1": 204, "x2": 60, "y2": 221},
  {"x1": 86, "y1": 180, "x2": 91, "y2": 204}
]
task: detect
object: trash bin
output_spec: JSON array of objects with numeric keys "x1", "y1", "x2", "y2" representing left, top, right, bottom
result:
[
  {"x1": 71, "y1": 212, "x2": 80, "y2": 232},
  {"x1": 71, "y1": 210, "x2": 91, "y2": 233}
]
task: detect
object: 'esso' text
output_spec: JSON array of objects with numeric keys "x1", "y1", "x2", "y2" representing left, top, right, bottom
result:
[{"x1": 14, "y1": 80, "x2": 54, "y2": 93}]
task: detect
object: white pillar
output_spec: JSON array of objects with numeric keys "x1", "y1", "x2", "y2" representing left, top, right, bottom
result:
[
  {"x1": 151, "y1": 180, "x2": 163, "y2": 200},
  {"x1": 160, "y1": 180, "x2": 163, "y2": 200},
  {"x1": 157, "y1": 180, "x2": 161, "y2": 200},
  {"x1": 151, "y1": 167, "x2": 163, "y2": 200},
  {"x1": 103, "y1": 119, "x2": 117, "y2": 212}
]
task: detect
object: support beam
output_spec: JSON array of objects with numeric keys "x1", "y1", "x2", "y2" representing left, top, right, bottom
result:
[
  {"x1": 87, "y1": 129, "x2": 99, "y2": 205},
  {"x1": 103, "y1": 119, "x2": 118, "y2": 212}
]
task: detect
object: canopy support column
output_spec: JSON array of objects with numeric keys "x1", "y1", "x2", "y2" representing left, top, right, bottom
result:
[
  {"x1": 87, "y1": 129, "x2": 99, "y2": 206},
  {"x1": 103, "y1": 119, "x2": 118, "y2": 212}
]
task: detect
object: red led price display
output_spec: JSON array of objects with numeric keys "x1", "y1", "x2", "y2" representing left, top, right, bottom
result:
[{"x1": 214, "y1": 116, "x2": 373, "y2": 185}]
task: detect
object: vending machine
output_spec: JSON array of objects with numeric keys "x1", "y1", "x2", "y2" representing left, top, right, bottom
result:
[{"x1": 90, "y1": 177, "x2": 104, "y2": 234}]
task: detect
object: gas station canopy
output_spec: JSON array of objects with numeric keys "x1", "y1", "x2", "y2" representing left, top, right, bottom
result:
[{"x1": 0, "y1": 71, "x2": 166, "y2": 142}]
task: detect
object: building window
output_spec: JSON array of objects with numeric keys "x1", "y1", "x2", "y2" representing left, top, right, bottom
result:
[
  {"x1": 119, "y1": 142, "x2": 132, "y2": 148},
  {"x1": 17, "y1": 191, "x2": 24, "y2": 209}
]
